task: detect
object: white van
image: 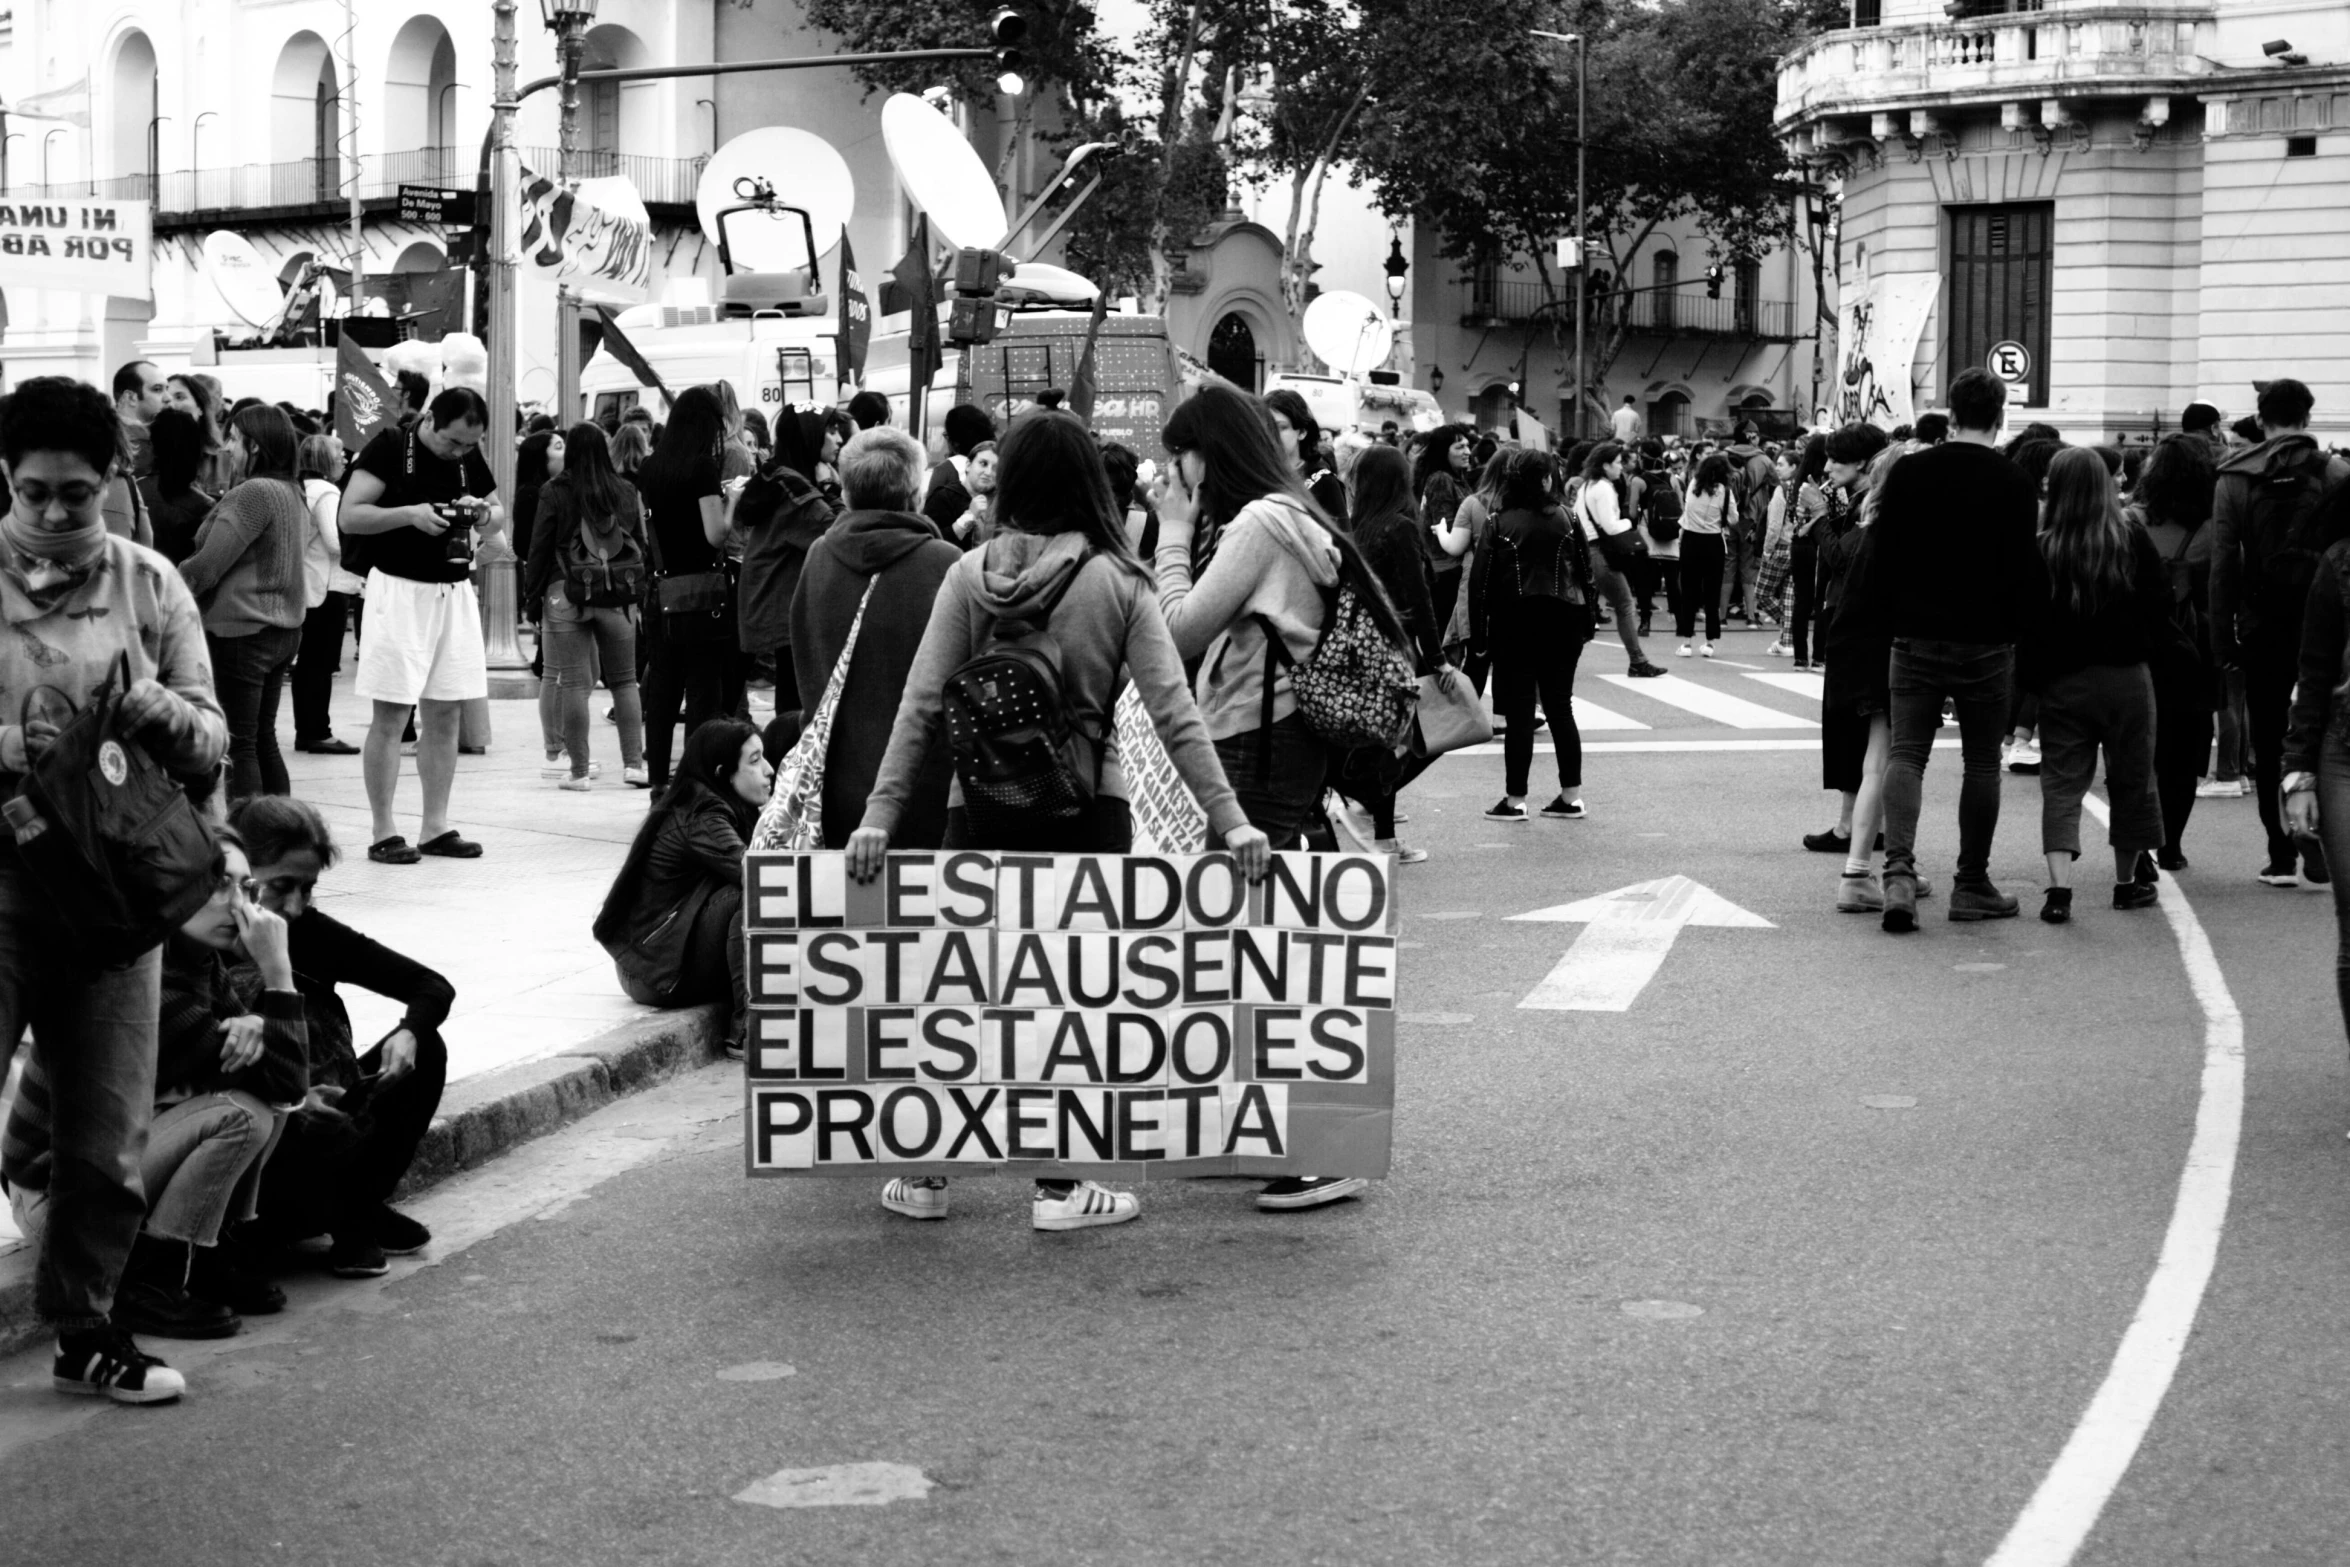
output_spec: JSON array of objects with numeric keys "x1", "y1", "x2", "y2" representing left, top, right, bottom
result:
[
  {"x1": 1263, "y1": 372, "x2": 1444, "y2": 440},
  {"x1": 578, "y1": 303, "x2": 838, "y2": 427}
]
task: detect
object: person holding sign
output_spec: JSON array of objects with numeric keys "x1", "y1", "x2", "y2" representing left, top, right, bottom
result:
[
  {"x1": 845, "y1": 410, "x2": 1267, "y2": 1231},
  {"x1": 1152, "y1": 383, "x2": 1383, "y2": 1212}
]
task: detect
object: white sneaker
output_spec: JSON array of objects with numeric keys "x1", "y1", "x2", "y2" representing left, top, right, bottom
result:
[
  {"x1": 557, "y1": 775, "x2": 592, "y2": 792},
  {"x1": 2007, "y1": 738, "x2": 2041, "y2": 772},
  {"x1": 1032, "y1": 1181, "x2": 1139, "y2": 1231},
  {"x1": 881, "y1": 1177, "x2": 949, "y2": 1220},
  {"x1": 1677, "y1": 642, "x2": 1694, "y2": 658},
  {"x1": 1698, "y1": 641, "x2": 1714, "y2": 659},
  {"x1": 1327, "y1": 794, "x2": 1377, "y2": 850},
  {"x1": 623, "y1": 763, "x2": 651, "y2": 788},
  {"x1": 541, "y1": 759, "x2": 602, "y2": 779},
  {"x1": 1766, "y1": 639, "x2": 1791, "y2": 657},
  {"x1": 1374, "y1": 837, "x2": 1428, "y2": 864},
  {"x1": 2195, "y1": 777, "x2": 2245, "y2": 798}
]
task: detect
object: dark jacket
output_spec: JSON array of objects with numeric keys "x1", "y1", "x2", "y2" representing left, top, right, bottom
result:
[
  {"x1": 2023, "y1": 525, "x2": 2175, "y2": 689},
  {"x1": 736, "y1": 462, "x2": 836, "y2": 653},
  {"x1": 1353, "y1": 506, "x2": 1444, "y2": 672},
  {"x1": 594, "y1": 785, "x2": 751, "y2": 1001},
  {"x1": 1468, "y1": 503, "x2": 1590, "y2": 648},
  {"x1": 923, "y1": 460, "x2": 973, "y2": 541},
  {"x1": 790, "y1": 508, "x2": 961, "y2": 849},
  {"x1": 1845, "y1": 441, "x2": 2047, "y2": 646},
  {"x1": 160, "y1": 936, "x2": 308, "y2": 1107},
  {"x1": 2284, "y1": 541, "x2": 2350, "y2": 775},
  {"x1": 2207, "y1": 432, "x2": 2350, "y2": 658},
  {"x1": 524, "y1": 474, "x2": 648, "y2": 615},
  {"x1": 234, "y1": 908, "x2": 456, "y2": 1099}
]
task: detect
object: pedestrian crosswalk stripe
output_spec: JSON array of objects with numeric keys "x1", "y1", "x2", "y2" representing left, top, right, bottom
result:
[
  {"x1": 1743, "y1": 672, "x2": 1825, "y2": 701},
  {"x1": 1558, "y1": 699, "x2": 1649, "y2": 731},
  {"x1": 1596, "y1": 673, "x2": 1817, "y2": 729}
]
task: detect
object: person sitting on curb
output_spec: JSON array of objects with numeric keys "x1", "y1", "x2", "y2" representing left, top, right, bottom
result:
[
  {"x1": 5, "y1": 826, "x2": 303, "y2": 1341},
  {"x1": 227, "y1": 796, "x2": 452, "y2": 1279},
  {"x1": 594, "y1": 718, "x2": 770, "y2": 1057}
]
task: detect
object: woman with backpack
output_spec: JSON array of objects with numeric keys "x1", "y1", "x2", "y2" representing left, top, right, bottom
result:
[
  {"x1": 2131, "y1": 433, "x2": 2219, "y2": 869},
  {"x1": 524, "y1": 422, "x2": 650, "y2": 790},
  {"x1": 1673, "y1": 454, "x2": 1738, "y2": 658},
  {"x1": 1333, "y1": 443, "x2": 1451, "y2": 862},
  {"x1": 734, "y1": 408, "x2": 837, "y2": 720},
  {"x1": 2025, "y1": 447, "x2": 2172, "y2": 923},
  {"x1": 1636, "y1": 447, "x2": 1685, "y2": 640},
  {"x1": 1470, "y1": 448, "x2": 1594, "y2": 823},
  {"x1": 844, "y1": 408, "x2": 1269, "y2": 1231}
]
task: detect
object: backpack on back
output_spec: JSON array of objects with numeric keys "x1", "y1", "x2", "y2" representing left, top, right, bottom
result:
[
  {"x1": 561, "y1": 490, "x2": 650, "y2": 609},
  {"x1": 941, "y1": 557, "x2": 1095, "y2": 842},
  {"x1": 1643, "y1": 473, "x2": 1684, "y2": 543},
  {"x1": 2241, "y1": 448, "x2": 2338, "y2": 633},
  {"x1": 1257, "y1": 530, "x2": 1420, "y2": 754}
]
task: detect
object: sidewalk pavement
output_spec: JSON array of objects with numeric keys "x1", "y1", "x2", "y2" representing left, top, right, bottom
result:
[{"x1": 0, "y1": 676, "x2": 758, "y2": 1347}]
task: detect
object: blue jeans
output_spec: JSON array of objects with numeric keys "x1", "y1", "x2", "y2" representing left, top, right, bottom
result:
[
  {"x1": 542, "y1": 593, "x2": 645, "y2": 776},
  {"x1": 209, "y1": 625, "x2": 301, "y2": 800},
  {"x1": 1882, "y1": 640, "x2": 2014, "y2": 884},
  {"x1": 141, "y1": 1091, "x2": 281, "y2": 1247},
  {"x1": 0, "y1": 854, "x2": 159, "y2": 1330},
  {"x1": 1214, "y1": 713, "x2": 1328, "y2": 849}
]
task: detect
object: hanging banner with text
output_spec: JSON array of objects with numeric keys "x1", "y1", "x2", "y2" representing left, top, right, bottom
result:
[
  {"x1": 0, "y1": 199, "x2": 152, "y2": 299},
  {"x1": 743, "y1": 850, "x2": 1398, "y2": 1181}
]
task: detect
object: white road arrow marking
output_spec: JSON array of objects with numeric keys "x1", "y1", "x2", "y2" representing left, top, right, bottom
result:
[{"x1": 1508, "y1": 875, "x2": 1773, "y2": 1011}]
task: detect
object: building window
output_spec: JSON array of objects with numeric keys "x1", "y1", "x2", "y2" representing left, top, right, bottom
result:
[
  {"x1": 1649, "y1": 389, "x2": 1691, "y2": 437},
  {"x1": 1853, "y1": 0, "x2": 1882, "y2": 27},
  {"x1": 1946, "y1": 202, "x2": 2052, "y2": 406},
  {"x1": 313, "y1": 60, "x2": 341, "y2": 201},
  {"x1": 1733, "y1": 259, "x2": 1762, "y2": 335},
  {"x1": 2288, "y1": 135, "x2": 2318, "y2": 157},
  {"x1": 1652, "y1": 250, "x2": 1678, "y2": 330}
]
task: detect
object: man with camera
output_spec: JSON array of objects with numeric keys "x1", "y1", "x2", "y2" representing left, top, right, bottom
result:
[{"x1": 339, "y1": 386, "x2": 500, "y2": 864}]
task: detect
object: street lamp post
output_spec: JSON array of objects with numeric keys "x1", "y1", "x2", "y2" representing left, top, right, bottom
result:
[
  {"x1": 192, "y1": 111, "x2": 217, "y2": 195},
  {"x1": 145, "y1": 116, "x2": 169, "y2": 201},
  {"x1": 1533, "y1": 28, "x2": 1587, "y2": 439},
  {"x1": 41, "y1": 129, "x2": 63, "y2": 195},
  {"x1": 542, "y1": 0, "x2": 601, "y2": 429}
]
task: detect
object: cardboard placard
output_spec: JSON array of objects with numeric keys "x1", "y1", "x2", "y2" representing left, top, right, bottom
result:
[{"x1": 743, "y1": 851, "x2": 1397, "y2": 1180}]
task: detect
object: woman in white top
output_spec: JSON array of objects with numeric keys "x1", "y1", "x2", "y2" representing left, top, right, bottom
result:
[
  {"x1": 1574, "y1": 442, "x2": 1667, "y2": 678},
  {"x1": 291, "y1": 433, "x2": 360, "y2": 755},
  {"x1": 1674, "y1": 453, "x2": 1738, "y2": 656}
]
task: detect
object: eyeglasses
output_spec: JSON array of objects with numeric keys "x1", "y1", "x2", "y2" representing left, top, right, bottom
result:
[
  {"x1": 215, "y1": 871, "x2": 259, "y2": 901},
  {"x1": 12, "y1": 479, "x2": 103, "y2": 513}
]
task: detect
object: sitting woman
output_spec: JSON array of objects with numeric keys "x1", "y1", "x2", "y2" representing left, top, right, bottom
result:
[
  {"x1": 594, "y1": 718, "x2": 771, "y2": 1053},
  {"x1": 227, "y1": 796, "x2": 454, "y2": 1278},
  {"x1": 6, "y1": 828, "x2": 305, "y2": 1338}
]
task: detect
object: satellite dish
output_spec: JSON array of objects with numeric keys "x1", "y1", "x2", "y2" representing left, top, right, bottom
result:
[
  {"x1": 696, "y1": 129, "x2": 854, "y2": 271},
  {"x1": 881, "y1": 92, "x2": 1008, "y2": 253},
  {"x1": 1302, "y1": 291, "x2": 1395, "y2": 379},
  {"x1": 995, "y1": 261, "x2": 1099, "y2": 308},
  {"x1": 203, "y1": 230, "x2": 285, "y2": 329}
]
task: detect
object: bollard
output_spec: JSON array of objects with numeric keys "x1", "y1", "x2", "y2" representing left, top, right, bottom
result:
[{"x1": 475, "y1": 529, "x2": 539, "y2": 703}]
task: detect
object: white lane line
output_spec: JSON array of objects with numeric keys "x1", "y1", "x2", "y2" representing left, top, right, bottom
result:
[
  {"x1": 1744, "y1": 672, "x2": 1826, "y2": 701},
  {"x1": 1446, "y1": 738, "x2": 1961, "y2": 756},
  {"x1": 1597, "y1": 673, "x2": 1819, "y2": 729},
  {"x1": 1708, "y1": 659, "x2": 1763, "y2": 670},
  {"x1": 1555, "y1": 699, "x2": 1650, "y2": 731},
  {"x1": 1985, "y1": 794, "x2": 2244, "y2": 1567}
]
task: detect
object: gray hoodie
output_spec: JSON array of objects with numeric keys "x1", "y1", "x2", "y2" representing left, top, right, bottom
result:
[
  {"x1": 1154, "y1": 495, "x2": 1341, "y2": 742},
  {"x1": 861, "y1": 530, "x2": 1248, "y2": 841}
]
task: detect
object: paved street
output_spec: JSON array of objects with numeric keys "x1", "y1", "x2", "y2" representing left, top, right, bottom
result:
[{"x1": 2, "y1": 624, "x2": 2345, "y2": 1564}]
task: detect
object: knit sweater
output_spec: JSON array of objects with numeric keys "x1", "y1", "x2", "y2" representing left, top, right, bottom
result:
[
  {"x1": 1154, "y1": 496, "x2": 1341, "y2": 742},
  {"x1": 863, "y1": 530, "x2": 1248, "y2": 841},
  {"x1": 179, "y1": 476, "x2": 311, "y2": 636},
  {"x1": 0, "y1": 533, "x2": 226, "y2": 793}
]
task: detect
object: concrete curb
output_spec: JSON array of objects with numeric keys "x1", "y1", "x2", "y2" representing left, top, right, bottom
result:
[{"x1": 0, "y1": 1002, "x2": 727, "y2": 1359}]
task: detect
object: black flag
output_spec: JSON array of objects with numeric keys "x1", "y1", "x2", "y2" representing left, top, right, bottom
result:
[
  {"x1": 837, "y1": 233, "x2": 871, "y2": 391},
  {"x1": 891, "y1": 214, "x2": 942, "y2": 399}
]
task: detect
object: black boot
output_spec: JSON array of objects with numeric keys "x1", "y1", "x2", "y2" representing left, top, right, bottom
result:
[
  {"x1": 187, "y1": 1240, "x2": 286, "y2": 1316},
  {"x1": 113, "y1": 1234, "x2": 241, "y2": 1340}
]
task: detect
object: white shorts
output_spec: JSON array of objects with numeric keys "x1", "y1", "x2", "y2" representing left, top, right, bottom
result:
[{"x1": 354, "y1": 570, "x2": 490, "y2": 705}]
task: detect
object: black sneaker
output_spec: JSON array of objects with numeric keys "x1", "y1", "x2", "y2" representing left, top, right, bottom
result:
[
  {"x1": 1257, "y1": 1176, "x2": 1367, "y2": 1211},
  {"x1": 1483, "y1": 798, "x2": 1528, "y2": 822},
  {"x1": 2258, "y1": 858, "x2": 2301, "y2": 888},
  {"x1": 2040, "y1": 887, "x2": 2073, "y2": 925},
  {"x1": 1627, "y1": 661, "x2": 1668, "y2": 678},
  {"x1": 2305, "y1": 842, "x2": 2332, "y2": 886},
  {"x1": 2114, "y1": 881, "x2": 2159, "y2": 911},
  {"x1": 111, "y1": 1278, "x2": 241, "y2": 1339},
  {"x1": 1802, "y1": 829, "x2": 1852, "y2": 854},
  {"x1": 187, "y1": 1246, "x2": 286, "y2": 1316},
  {"x1": 328, "y1": 1237, "x2": 390, "y2": 1278},
  {"x1": 2157, "y1": 848, "x2": 2189, "y2": 871},
  {"x1": 373, "y1": 1207, "x2": 432, "y2": 1257},
  {"x1": 54, "y1": 1327, "x2": 185, "y2": 1404},
  {"x1": 1538, "y1": 795, "x2": 1588, "y2": 819}
]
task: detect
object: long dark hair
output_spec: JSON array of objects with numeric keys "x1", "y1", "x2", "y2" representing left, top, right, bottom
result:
[
  {"x1": 1346, "y1": 444, "x2": 1417, "y2": 534},
  {"x1": 993, "y1": 409, "x2": 1144, "y2": 574},
  {"x1": 1413, "y1": 423, "x2": 1473, "y2": 499},
  {"x1": 1691, "y1": 453, "x2": 1733, "y2": 500},
  {"x1": 559, "y1": 421, "x2": 629, "y2": 522},
  {"x1": 517, "y1": 430, "x2": 558, "y2": 492},
  {"x1": 769, "y1": 408, "x2": 826, "y2": 480},
  {"x1": 638, "y1": 384, "x2": 728, "y2": 492},
  {"x1": 1262, "y1": 387, "x2": 1326, "y2": 474},
  {"x1": 150, "y1": 408, "x2": 209, "y2": 493},
  {"x1": 1796, "y1": 433, "x2": 1829, "y2": 487},
  {"x1": 594, "y1": 719, "x2": 762, "y2": 951},
  {"x1": 1159, "y1": 382, "x2": 1332, "y2": 535},
  {"x1": 2136, "y1": 433, "x2": 2215, "y2": 530},
  {"x1": 2040, "y1": 446, "x2": 2138, "y2": 615},
  {"x1": 228, "y1": 402, "x2": 299, "y2": 485}
]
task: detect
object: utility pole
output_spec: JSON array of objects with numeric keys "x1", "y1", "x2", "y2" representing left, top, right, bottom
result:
[
  {"x1": 487, "y1": 0, "x2": 521, "y2": 503},
  {"x1": 1574, "y1": 28, "x2": 1587, "y2": 442},
  {"x1": 549, "y1": 0, "x2": 595, "y2": 428},
  {"x1": 343, "y1": 0, "x2": 365, "y2": 317}
]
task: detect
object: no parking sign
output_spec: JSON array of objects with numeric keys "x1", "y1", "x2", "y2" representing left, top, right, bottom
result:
[{"x1": 1987, "y1": 340, "x2": 2032, "y2": 385}]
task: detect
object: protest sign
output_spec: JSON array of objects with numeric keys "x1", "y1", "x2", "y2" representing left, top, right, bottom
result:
[
  {"x1": 0, "y1": 200, "x2": 152, "y2": 299},
  {"x1": 743, "y1": 850, "x2": 1398, "y2": 1182}
]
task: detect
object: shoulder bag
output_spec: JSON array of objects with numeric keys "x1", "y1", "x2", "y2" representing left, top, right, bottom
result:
[{"x1": 752, "y1": 581, "x2": 875, "y2": 851}]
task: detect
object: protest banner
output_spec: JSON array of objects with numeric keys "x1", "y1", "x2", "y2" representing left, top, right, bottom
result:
[
  {"x1": 517, "y1": 166, "x2": 650, "y2": 301},
  {"x1": 0, "y1": 200, "x2": 152, "y2": 300},
  {"x1": 743, "y1": 850, "x2": 1398, "y2": 1182},
  {"x1": 1114, "y1": 687, "x2": 1206, "y2": 855}
]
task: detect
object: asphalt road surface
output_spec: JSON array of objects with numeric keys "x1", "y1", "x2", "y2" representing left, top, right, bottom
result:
[{"x1": 3, "y1": 626, "x2": 2344, "y2": 1566}]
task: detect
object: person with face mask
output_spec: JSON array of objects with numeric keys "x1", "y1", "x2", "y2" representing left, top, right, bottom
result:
[{"x1": 0, "y1": 376, "x2": 228, "y2": 1405}]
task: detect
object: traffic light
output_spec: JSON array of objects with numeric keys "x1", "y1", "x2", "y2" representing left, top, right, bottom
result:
[
  {"x1": 1705, "y1": 263, "x2": 1725, "y2": 299},
  {"x1": 992, "y1": 9, "x2": 1028, "y2": 95},
  {"x1": 949, "y1": 246, "x2": 1007, "y2": 345}
]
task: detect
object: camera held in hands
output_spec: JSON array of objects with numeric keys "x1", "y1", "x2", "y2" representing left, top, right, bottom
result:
[{"x1": 435, "y1": 495, "x2": 488, "y2": 562}]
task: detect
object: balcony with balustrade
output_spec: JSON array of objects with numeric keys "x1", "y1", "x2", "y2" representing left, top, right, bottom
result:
[
  {"x1": 3, "y1": 146, "x2": 707, "y2": 229},
  {"x1": 1775, "y1": 1, "x2": 2218, "y2": 139},
  {"x1": 1459, "y1": 275, "x2": 1799, "y2": 341}
]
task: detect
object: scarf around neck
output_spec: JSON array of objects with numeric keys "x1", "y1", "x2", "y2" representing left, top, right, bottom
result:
[{"x1": 0, "y1": 506, "x2": 107, "y2": 599}]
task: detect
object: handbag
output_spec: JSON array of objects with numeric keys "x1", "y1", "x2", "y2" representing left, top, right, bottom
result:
[
  {"x1": 752, "y1": 581, "x2": 875, "y2": 851},
  {"x1": 657, "y1": 567, "x2": 735, "y2": 643},
  {"x1": 1582, "y1": 486, "x2": 1645, "y2": 569},
  {"x1": 1409, "y1": 668, "x2": 1494, "y2": 757}
]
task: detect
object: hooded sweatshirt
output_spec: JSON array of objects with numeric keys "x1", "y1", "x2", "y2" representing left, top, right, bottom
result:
[
  {"x1": 2208, "y1": 432, "x2": 2350, "y2": 654},
  {"x1": 790, "y1": 508, "x2": 963, "y2": 849},
  {"x1": 1154, "y1": 495, "x2": 1342, "y2": 741},
  {"x1": 862, "y1": 530, "x2": 1247, "y2": 841},
  {"x1": 737, "y1": 462, "x2": 837, "y2": 653}
]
